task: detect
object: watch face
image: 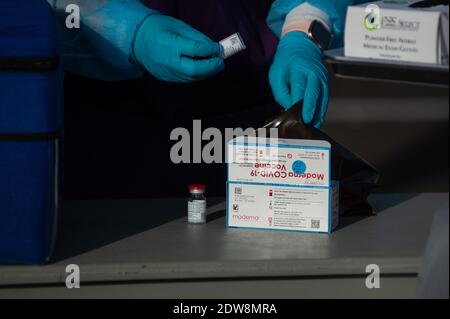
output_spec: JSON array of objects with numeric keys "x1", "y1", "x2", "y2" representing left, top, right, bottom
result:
[{"x1": 310, "y1": 20, "x2": 333, "y2": 50}]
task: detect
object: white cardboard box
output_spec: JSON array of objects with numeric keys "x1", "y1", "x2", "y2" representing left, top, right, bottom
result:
[
  {"x1": 345, "y1": 1, "x2": 449, "y2": 65},
  {"x1": 227, "y1": 137, "x2": 339, "y2": 234}
]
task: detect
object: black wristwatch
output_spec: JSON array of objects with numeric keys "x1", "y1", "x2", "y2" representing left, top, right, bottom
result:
[{"x1": 282, "y1": 19, "x2": 334, "y2": 51}]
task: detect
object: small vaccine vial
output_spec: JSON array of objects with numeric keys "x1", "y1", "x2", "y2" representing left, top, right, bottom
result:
[
  {"x1": 219, "y1": 33, "x2": 246, "y2": 59},
  {"x1": 188, "y1": 184, "x2": 207, "y2": 224}
]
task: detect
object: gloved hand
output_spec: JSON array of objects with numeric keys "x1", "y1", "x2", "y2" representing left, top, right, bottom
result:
[
  {"x1": 133, "y1": 14, "x2": 225, "y2": 83},
  {"x1": 269, "y1": 32, "x2": 329, "y2": 128}
]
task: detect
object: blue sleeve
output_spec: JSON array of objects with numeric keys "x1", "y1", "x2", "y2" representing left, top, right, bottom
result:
[
  {"x1": 49, "y1": 0, "x2": 158, "y2": 80},
  {"x1": 267, "y1": 0, "x2": 371, "y2": 49}
]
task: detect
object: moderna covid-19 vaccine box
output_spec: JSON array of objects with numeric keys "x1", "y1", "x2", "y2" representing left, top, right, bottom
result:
[{"x1": 226, "y1": 137, "x2": 339, "y2": 234}]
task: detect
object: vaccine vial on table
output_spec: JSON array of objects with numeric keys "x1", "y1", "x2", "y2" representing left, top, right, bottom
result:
[{"x1": 188, "y1": 184, "x2": 207, "y2": 224}]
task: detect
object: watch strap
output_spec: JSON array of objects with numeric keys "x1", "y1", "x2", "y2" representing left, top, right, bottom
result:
[{"x1": 281, "y1": 19, "x2": 314, "y2": 38}]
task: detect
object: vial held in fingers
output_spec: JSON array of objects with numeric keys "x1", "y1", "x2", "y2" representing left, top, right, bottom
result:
[
  {"x1": 188, "y1": 184, "x2": 207, "y2": 224},
  {"x1": 219, "y1": 33, "x2": 246, "y2": 59}
]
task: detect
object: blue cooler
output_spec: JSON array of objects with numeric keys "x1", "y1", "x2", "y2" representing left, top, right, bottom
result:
[{"x1": 0, "y1": 0, "x2": 63, "y2": 264}]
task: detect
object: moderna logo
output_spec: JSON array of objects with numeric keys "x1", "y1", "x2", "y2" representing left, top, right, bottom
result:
[{"x1": 233, "y1": 214, "x2": 260, "y2": 222}]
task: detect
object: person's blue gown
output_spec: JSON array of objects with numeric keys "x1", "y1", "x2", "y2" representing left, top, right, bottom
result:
[
  {"x1": 63, "y1": 0, "x2": 280, "y2": 198},
  {"x1": 63, "y1": 0, "x2": 360, "y2": 198}
]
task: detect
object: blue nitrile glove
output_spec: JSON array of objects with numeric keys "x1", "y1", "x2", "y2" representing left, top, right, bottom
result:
[
  {"x1": 269, "y1": 32, "x2": 329, "y2": 128},
  {"x1": 133, "y1": 14, "x2": 225, "y2": 83}
]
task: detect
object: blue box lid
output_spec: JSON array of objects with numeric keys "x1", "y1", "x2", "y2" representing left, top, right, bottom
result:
[
  {"x1": 0, "y1": 0, "x2": 58, "y2": 58},
  {"x1": 0, "y1": 0, "x2": 62, "y2": 135}
]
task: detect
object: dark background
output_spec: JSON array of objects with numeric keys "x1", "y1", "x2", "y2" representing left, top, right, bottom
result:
[{"x1": 62, "y1": 72, "x2": 449, "y2": 199}]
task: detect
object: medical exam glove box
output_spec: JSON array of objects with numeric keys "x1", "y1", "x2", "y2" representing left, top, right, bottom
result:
[
  {"x1": 0, "y1": 0, "x2": 63, "y2": 264},
  {"x1": 227, "y1": 137, "x2": 339, "y2": 234},
  {"x1": 345, "y1": 0, "x2": 449, "y2": 65}
]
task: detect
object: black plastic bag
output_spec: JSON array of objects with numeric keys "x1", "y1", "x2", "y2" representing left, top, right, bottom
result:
[{"x1": 262, "y1": 102, "x2": 380, "y2": 216}]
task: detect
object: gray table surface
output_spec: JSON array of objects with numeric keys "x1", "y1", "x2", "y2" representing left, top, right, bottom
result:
[
  {"x1": 325, "y1": 49, "x2": 449, "y2": 87},
  {"x1": 0, "y1": 193, "x2": 448, "y2": 286}
]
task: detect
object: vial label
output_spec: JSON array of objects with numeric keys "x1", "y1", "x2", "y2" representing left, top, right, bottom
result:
[
  {"x1": 219, "y1": 33, "x2": 246, "y2": 59},
  {"x1": 188, "y1": 200, "x2": 207, "y2": 224}
]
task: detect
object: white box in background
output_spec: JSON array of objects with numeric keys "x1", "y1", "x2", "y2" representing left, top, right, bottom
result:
[
  {"x1": 345, "y1": 1, "x2": 449, "y2": 65},
  {"x1": 227, "y1": 137, "x2": 339, "y2": 234}
]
